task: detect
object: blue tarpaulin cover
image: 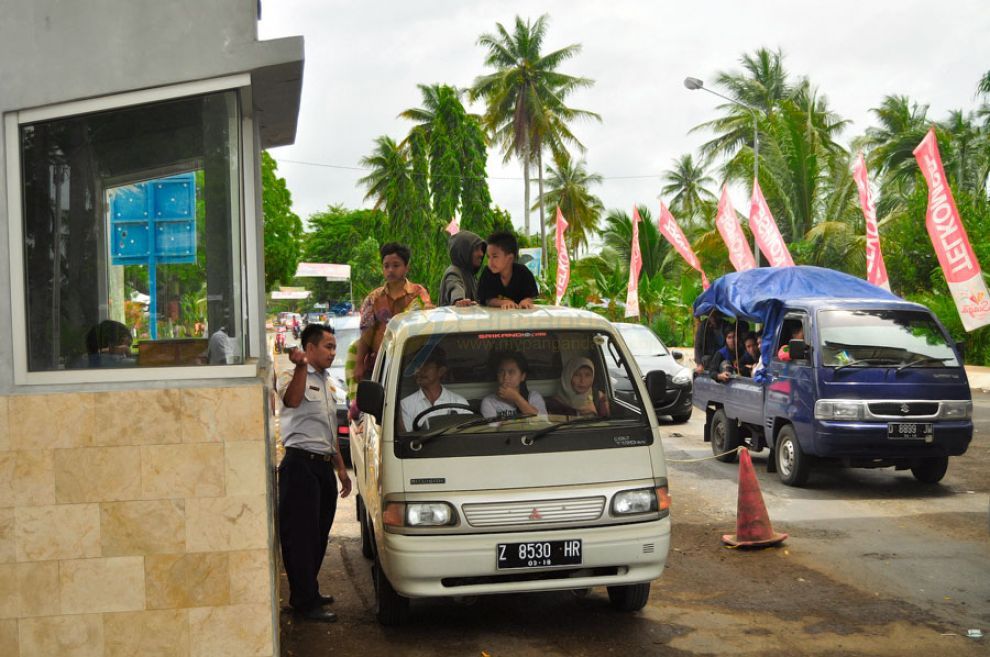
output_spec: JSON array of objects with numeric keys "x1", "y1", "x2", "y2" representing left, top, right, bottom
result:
[{"x1": 693, "y1": 266, "x2": 900, "y2": 381}]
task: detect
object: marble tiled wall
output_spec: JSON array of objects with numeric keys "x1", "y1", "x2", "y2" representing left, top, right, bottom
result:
[{"x1": 0, "y1": 386, "x2": 276, "y2": 657}]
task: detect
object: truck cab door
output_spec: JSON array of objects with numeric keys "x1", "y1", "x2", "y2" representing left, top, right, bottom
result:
[{"x1": 765, "y1": 312, "x2": 816, "y2": 452}]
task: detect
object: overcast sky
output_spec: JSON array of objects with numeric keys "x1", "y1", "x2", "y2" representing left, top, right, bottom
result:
[{"x1": 258, "y1": 0, "x2": 990, "y2": 232}]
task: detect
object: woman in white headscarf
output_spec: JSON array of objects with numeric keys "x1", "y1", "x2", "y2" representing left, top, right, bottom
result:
[{"x1": 547, "y1": 356, "x2": 610, "y2": 417}]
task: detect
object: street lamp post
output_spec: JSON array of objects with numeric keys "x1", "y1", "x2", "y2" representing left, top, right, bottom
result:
[{"x1": 684, "y1": 76, "x2": 761, "y2": 267}]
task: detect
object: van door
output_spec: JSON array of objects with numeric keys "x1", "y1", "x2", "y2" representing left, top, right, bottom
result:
[
  {"x1": 357, "y1": 337, "x2": 391, "y2": 528},
  {"x1": 764, "y1": 312, "x2": 817, "y2": 452}
]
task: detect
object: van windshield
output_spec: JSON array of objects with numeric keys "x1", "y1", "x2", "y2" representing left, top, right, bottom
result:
[
  {"x1": 392, "y1": 329, "x2": 652, "y2": 458},
  {"x1": 818, "y1": 309, "x2": 960, "y2": 368}
]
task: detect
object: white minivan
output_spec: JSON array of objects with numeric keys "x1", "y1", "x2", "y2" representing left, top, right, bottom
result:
[{"x1": 352, "y1": 306, "x2": 672, "y2": 625}]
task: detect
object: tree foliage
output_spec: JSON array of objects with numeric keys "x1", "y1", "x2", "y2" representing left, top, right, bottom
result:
[{"x1": 261, "y1": 152, "x2": 303, "y2": 290}]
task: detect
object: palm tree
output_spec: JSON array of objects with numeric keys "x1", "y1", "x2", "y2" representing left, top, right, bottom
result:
[
  {"x1": 398, "y1": 83, "x2": 444, "y2": 144},
  {"x1": 470, "y1": 14, "x2": 600, "y2": 258},
  {"x1": 533, "y1": 152, "x2": 604, "y2": 256},
  {"x1": 599, "y1": 206, "x2": 668, "y2": 278},
  {"x1": 939, "y1": 109, "x2": 989, "y2": 197},
  {"x1": 358, "y1": 136, "x2": 412, "y2": 225},
  {"x1": 858, "y1": 95, "x2": 931, "y2": 203},
  {"x1": 725, "y1": 85, "x2": 850, "y2": 241},
  {"x1": 660, "y1": 154, "x2": 717, "y2": 231},
  {"x1": 691, "y1": 49, "x2": 853, "y2": 248},
  {"x1": 692, "y1": 48, "x2": 794, "y2": 162},
  {"x1": 978, "y1": 69, "x2": 990, "y2": 97}
]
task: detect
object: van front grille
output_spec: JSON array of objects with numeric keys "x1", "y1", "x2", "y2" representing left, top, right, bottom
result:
[
  {"x1": 868, "y1": 402, "x2": 939, "y2": 417},
  {"x1": 462, "y1": 496, "x2": 606, "y2": 527}
]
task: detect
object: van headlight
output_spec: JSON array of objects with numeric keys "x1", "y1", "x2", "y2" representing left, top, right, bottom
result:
[
  {"x1": 814, "y1": 400, "x2": 866, "y2": 420},
  {"x1": 940, "y1": 401, "x2": 972, "y2": 419},
  {"x1": 672, "y1": 368, "x2": 692, "y2": 385},
  {"x1": 612, "y1": 486, "x2": 669, "y2": 518},
  {"x1": 384, "y1": 502, "x2": 457, "y2": 527}
]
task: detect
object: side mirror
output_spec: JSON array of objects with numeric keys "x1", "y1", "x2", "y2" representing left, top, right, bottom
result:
[
  {"x1": 645, "y1": 370, "x2": 669, "y2": 404},
  {"x1": 672, "y1": 350, "x2": 684, "y2": 361},
  {"x1": 955, "y1": 340, "x2": 966, "y2": 360},
  {"x1": 788, "y1": 339, "x2": 809, "y2": 361},
  {"x1": 357, "y1": 380, "x2": 385, "y2": 424}
]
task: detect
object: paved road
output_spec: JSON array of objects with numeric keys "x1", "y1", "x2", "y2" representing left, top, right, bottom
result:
[{"x1": 277, "y1": 390, "x2": 989, "y2": 657}]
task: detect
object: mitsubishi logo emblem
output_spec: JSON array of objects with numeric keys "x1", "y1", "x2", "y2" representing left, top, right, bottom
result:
[
  {"x1": 900, "y1": 403, "x2": 910, "y2": 414},
  {"x1": 528, "y1": 508, "x2": 543, "y2": 521}
]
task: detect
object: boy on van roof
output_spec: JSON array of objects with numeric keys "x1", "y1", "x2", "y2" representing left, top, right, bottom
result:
[{"x1": 477, "y1": 231, "x2": 539, "y2": 309}]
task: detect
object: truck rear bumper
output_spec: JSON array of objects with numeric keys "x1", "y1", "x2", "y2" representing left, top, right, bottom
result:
[{"x1": 813, "y1": 421, "x2": 972, "y2": 459}]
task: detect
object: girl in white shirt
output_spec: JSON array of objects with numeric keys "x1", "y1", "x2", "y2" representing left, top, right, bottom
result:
[{"x1": 480, "y1": 352, "x2": 547, "y2": 420}]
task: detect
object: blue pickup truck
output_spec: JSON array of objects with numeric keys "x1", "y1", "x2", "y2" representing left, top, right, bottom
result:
[{"x1": 692, "y1": 267, "x2": 972, "y2": 486}]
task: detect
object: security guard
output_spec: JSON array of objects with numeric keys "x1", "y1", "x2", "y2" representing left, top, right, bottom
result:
[{"x1": 278, "y1": 323, "x2": 351, "y2": 623}]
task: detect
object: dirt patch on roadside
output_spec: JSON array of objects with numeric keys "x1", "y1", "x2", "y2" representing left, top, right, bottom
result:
[{"x1": 658, "y1": 522, "x2": 931, "y2": 629}]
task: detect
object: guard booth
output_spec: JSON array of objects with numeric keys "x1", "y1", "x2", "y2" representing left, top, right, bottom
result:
[{"x1": 0, "y1": 2, "x2": 303, "y2": 655}]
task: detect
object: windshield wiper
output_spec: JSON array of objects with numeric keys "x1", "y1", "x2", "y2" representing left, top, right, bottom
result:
[
  {"x1": 834, "y1": 357, "x2": 902, "y2": 372},
  {"x1": 410, "y1": 414, "x2": 536, "y2": 450},
  {"x1": 521, "y1": 415, "x2": 616, "y2": 445},
  {"x1": 896, "y1": 356, "x2": 955, "y2": 372}
]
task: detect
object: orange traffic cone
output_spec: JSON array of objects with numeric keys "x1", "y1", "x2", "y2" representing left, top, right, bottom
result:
[{"x1": 722, "y1": 448, "x2": 788, "y2": 548}]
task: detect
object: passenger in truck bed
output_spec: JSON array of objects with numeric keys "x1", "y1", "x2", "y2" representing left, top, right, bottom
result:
[{"x1": 708, "y1": 327, "x2": 740, "y2": 383}]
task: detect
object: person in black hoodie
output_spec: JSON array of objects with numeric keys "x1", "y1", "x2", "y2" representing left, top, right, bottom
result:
[{"x1": 439, "y1": 231, "x2": 486, "y2": 306}]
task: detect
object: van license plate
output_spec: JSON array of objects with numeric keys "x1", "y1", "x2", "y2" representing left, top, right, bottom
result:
[
  {"x1": 887, "y1": 422, "x2": 933, "y2": 441},
  {"x1": 496, "y1": 539, "x2": 582, "y2": 569}
]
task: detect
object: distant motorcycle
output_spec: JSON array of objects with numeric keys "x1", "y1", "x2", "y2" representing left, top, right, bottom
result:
[{"x1": 274, "y1": 329, "x2": 286, "y2": 354}]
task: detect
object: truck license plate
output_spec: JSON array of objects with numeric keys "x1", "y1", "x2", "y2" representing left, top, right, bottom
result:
[
  {"x1": 887, "y1": 422, "x2": 934, "y2": 441},
  {"x1": 496, "y1": 539, "x2": 582, "y2": 569}
]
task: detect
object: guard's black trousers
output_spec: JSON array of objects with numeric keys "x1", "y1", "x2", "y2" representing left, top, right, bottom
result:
[{"x1": 277, "y1": 449, "x2": 338, "y2": 611}]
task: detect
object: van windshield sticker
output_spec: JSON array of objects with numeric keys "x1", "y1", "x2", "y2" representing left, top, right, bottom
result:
[{"x1": 477, "y1": 332, "x2": 548, "y2": 339}]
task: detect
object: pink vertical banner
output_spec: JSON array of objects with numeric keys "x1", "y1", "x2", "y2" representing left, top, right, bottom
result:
[
  {"x1": 444, "y1": 215, "x2": 460, "y2": 235},
  {"x1": 851, "y1": 152, "x2": 891, "y2": 291},
  {"x1": 913, "y1": 128, "x2": 990, "y2": 331},
  {"x1": 657, "y1": 202, "x2": 709, "y2": 289},
  {"x1": 715, "y1": 186, "x2": 756, "y2": 271},
  {"x1": 748, "y1": 180, "x2": 794, "y2": 267},
  {"x1": 554, "y1": 207, "x2": 570, "y2": 305},
  {"x1": 624, "y1": 206, "x2": 643, "y2": 318}
]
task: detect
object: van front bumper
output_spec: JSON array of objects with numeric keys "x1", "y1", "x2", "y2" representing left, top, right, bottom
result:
[
  {"x1": 813, "y1": 420, "x2": 972, "y2": 459},
  {"x1": 380, "y1": 517, "x2": 671, "y2": 598}
]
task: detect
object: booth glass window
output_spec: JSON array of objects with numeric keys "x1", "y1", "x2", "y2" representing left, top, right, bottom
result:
[{"x1": 19, "y1": 90, "x2": 243, "y2": 371}]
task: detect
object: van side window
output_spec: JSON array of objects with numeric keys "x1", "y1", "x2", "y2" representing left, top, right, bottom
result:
[{"x1": 775, "y1": 316, "x2": 808, "y2": 362}]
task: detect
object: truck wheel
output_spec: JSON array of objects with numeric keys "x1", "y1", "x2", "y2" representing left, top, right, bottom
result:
[
  {"x1": 711, "y1": 409, "x2": 740, "y2": 462},
  {"x1": 373, "y1": 556, "x2": 409, "y2": 626},
  {"x1": 671, "y1": 409, "x2": 693, "y2": 424},
  {"x1": 911, "y1": 456, "x2": 948, "y2": 484},
  {"x1": 775, "y1": 425, "x2": 811, "y2": 487},
  {"x1": 607, "y1": 582, "x2": 651, "y2": 611},
  {"x1": 358, "y1": 498, "x2": 374, "y2": 560}
]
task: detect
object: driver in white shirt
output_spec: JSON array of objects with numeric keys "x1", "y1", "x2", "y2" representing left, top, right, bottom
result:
[{"x1": 400, "y1": 347, "x2": 472, "y2": 431}]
